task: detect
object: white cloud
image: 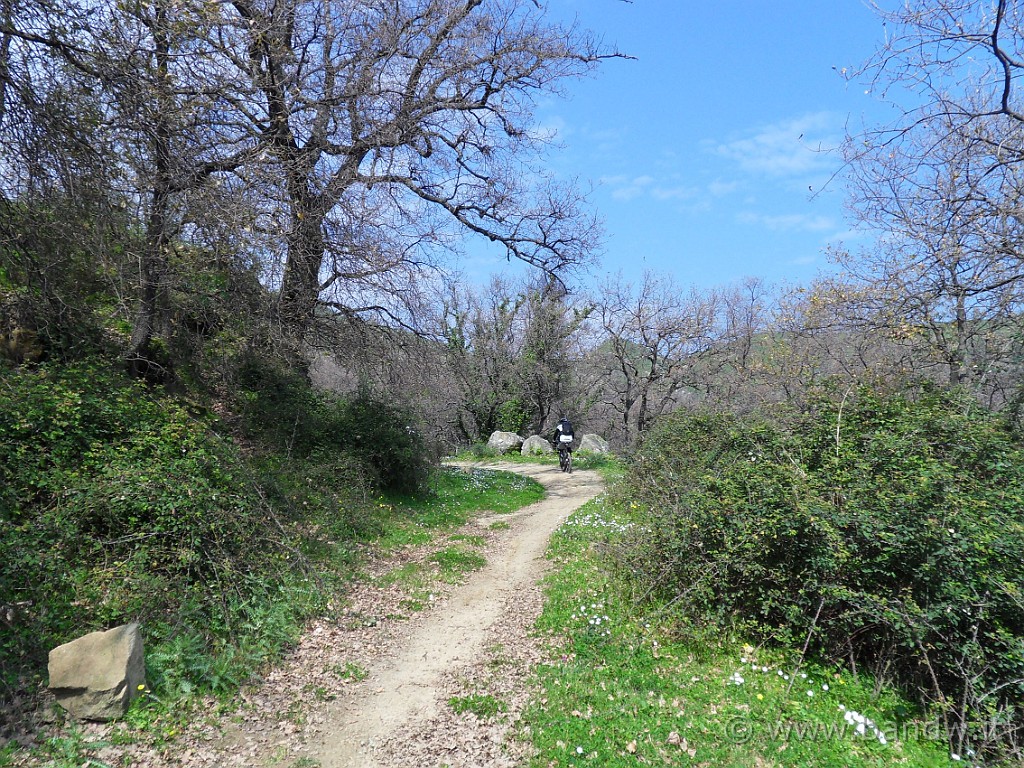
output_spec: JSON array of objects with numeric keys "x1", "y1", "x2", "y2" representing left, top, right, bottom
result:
[
  {"x1": 600, "y1": 173, "x2": 717, "y2": 204},
  {"x1": 739, "y1": 212, "x2": 837, "y2": 232},
  {"x1": 709, "y1": 112, "x2": 842, "y2": 178},
  {"x1": 708, "y1": 180, "x2": 741, "y2": 197},
  {"x1": 604, "y1": 174, "x2": 656, "y2": 201},
  {"x1": 651, "y1": 184, "x2": 698, "y2": 201},
  {"x1": 788, "y1": 254, "x2": 820, "y2": 266}
]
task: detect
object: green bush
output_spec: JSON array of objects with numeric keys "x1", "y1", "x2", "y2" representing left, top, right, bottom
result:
[
  {"x1": 0, "y1": 360, "x2": 359, "y2": 695},
  {"x1": 237, "y1": 355, "x2": 432, "y2": 493},
  {"x1": 326, "y1": 387, "x2": 432, "y2": 493},
  {"x1": 621, "y1": 385, "x2": 1024, "y2": 760}
]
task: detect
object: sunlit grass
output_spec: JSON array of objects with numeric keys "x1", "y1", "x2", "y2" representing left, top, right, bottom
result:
[
  {"x1": 430, "y1": 547, "x2": 487, "y2": 582},
  {"x1": 449, "y1": 693, "x2": 508, "y2": 719},
  {"x1": 450, "y1": 445, "x2": 625, "y2": 483},
  {"x1": 376, "y1": 466, "x2": 544, "y2": 551},
  {"x1": 523, "y1": 496, "x2": 957, "y2": 768}
]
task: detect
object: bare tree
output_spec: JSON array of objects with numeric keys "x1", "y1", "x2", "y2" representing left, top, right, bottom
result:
[
  {"x1": 591, "y1": 272, "x2": 717, "y2": 446},
  {"x1": 91, "y1": 0, "x2": 264, "y2": 374},
  {"x1": 689, "y1": 277, "x2": 775, "y2": 407},
  {"x1": 854, "y1": 1, "x2": 1024, "y2": 161},
  {"x1": 229, "y1": 0, "x2": 613, "y2": 336},
  {"x1": 841, "y1": 110, "x2": 1024, "y2": 399},
  {"x1": 0, "y1": 0, "x2": 125, "y2": 352}
]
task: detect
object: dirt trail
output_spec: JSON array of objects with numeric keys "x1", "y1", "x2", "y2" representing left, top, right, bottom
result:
[
  {"x1": 57, "y1": 461, "x2": 602, "y2": 768},
  {"x1": 309, "y1": 461, "x2": 602, "y2": 768}
]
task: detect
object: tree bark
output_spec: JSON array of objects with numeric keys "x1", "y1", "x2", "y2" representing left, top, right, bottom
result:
[{"x1": 279, "y1": 209, "x2": 326, "y2": 334}]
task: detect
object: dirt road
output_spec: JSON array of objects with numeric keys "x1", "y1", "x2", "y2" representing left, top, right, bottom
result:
[{"x1": 309, "y1": 461, "x2": 603, "y2": 767}]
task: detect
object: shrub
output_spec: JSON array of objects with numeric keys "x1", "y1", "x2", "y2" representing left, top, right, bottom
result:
[
  {"x1": 325, "y1": 387, "x2": 432, "y2": 494},
  {"x1": 237, "y1": 355, "x2": 432, "y2": 493},
  {"x1": 0, "y1": 360, "x2": 355, "y2": 695},
  {"x1": 621, "y1": 385, "x2": 1024, "y2": 760}
]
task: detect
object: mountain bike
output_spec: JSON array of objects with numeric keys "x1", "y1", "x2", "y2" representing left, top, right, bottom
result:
[{"x1": 558, "y1": 445, "x2": 573, "y2": 473}]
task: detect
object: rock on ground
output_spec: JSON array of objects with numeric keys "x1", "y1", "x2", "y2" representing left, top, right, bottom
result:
[
  {"x1": 48, "y1": 622, "x2": 145, "y2": 721},
  {"x1": 521, "y1": 435, "x2": 553, "y2": 455},
  {"x1": 578, "y1": 433, "x2": 610, "y2": 453},
  {"x1": 486, "y1": 431, "x2": 523, "y2": 455}
]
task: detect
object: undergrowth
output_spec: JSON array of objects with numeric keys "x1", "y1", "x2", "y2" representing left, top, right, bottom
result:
[
  {"x1": 524, "y1": 494, "x2": 956, "y2": 767},
  {"x1": 616, "y1": 383, "x2": 1024, "y2": 762},
  {"x1": 0, "y1": 357, "x2": 536, "y2": 764}
]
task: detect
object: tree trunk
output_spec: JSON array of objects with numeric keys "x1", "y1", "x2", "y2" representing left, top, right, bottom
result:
[
  {"x1": 127, "y1": 4, "x2": 173, "y2": 380},
  {"x1": 279, "y1": 209, "x2": 325, "y2": 336}
]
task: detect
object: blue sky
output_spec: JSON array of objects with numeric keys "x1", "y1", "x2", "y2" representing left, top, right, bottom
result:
[{"x1": 468, "y1": 1, "x2": 897, "y2": 292}]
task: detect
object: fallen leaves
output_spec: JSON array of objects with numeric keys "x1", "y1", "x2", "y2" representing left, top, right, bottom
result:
[{"x1": 667, "y1": 730, "x2": 697, "y2": 758}]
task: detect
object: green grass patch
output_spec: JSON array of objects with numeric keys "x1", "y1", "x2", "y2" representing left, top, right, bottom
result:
[
  {"x1": 488, "y1": 521, "x2": 511, "y2": 531},
  {"x1": 430, "y1": 547, "x2": 487, "y2": 582},
  {"x1": 376, "y1": 561, "x2": 429, "y2": 588},
  {"x1": 333, "y1": 662, "x2": 368, "y2": 682},
  {"x1": 523, "y1": 496, "x2": 956, "y2": 768},
  {"x1": 449, "y1": 693, "x2": 508, "y2": 719},
  {"x1": 377, "y1": 466, "x2": 544, "y2": 550},
  {"x1": 399, "y1": 596, "x2": 428, "y2": 612},
  {"x1": 449, "y1": 533, "x2": 486, "y2": 546}
]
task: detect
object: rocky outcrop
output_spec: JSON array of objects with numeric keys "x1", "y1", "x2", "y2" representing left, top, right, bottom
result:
[
  {"x1": 578, "y1": 434, "x2": 610, "y2": 454},
  {"x1": 48, "y1": 623, "x2": 145, "y2": 721},
  {"x1": 486, "y1": 431, "x2": 524, "y2": 455},
  {"x1": 521, "y1": 435, "x2": 554, "y2": 455}
]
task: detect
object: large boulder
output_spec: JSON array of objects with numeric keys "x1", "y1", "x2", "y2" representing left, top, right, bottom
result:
[
  {"x1": 48, "y1": 623, "x2": 145, "y2": 721},
  {"x1": 578, "y1": 434, "x2": 610, "y2": 454},
  {"x1": 521, "y1": 435, "x2": 554, "y2": 456},
  {"x1": 486, "y1": 431, "x2": 524, "y2": 455}
]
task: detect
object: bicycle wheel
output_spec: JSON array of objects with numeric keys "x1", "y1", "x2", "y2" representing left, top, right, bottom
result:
[
  {"x1": 558, "y1": 448, "x2": 568, "y2": 472},
  {"x1": 565, "y1": 450, "x2": 572, "y2": 473}
]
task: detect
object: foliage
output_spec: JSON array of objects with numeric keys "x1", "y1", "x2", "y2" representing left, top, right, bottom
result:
[
  {"x1": 496, "y1": 397, "x2": 529, "y2": 433},
  {"x1": 619, "y1": 384, "x2": 1024, "y2": 760},
  {"x1": 0, "y1": 196, "x2": 126, "y2": 361},
  {"x1": 0, "y1": 359, "x2": 373, "y2": 702},
  {"x1": 1, "y1": 359, "x2": 546, "y2": 763},
  {"x1": 525, "y1": 495, "x2": 952, "y2": 768},
  {"x1": 237, "y1": 355, "x2": 433, "y2": 493}
]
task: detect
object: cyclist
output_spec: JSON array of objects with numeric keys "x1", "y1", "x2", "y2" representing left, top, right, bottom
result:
[{"x1": 552, "y1": 416, "x2": 574, "y2": 472}]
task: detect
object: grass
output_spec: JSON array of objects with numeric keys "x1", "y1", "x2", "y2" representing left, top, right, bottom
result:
[
  {"x1": 449, "y1": 693, "x2": 508, "y2": 719},
  {"x1": 376, "y1": 562, "x2": 429, "y2": 588},
  {"x1": 430, "y1": 547, "x2": 487, "y2": 582},
  {"x1": 333, "y1": 662, "x2": 368, "y2": 682},
  {"x1": 523, "y1": 495, "x2": 959, "y2": 768},
  {"x1": 376, "y1": 466, "x2": 545, "y2": 552},
  {"x1": 449, "y1": 533, "x2": 487, "y2": 546}
]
